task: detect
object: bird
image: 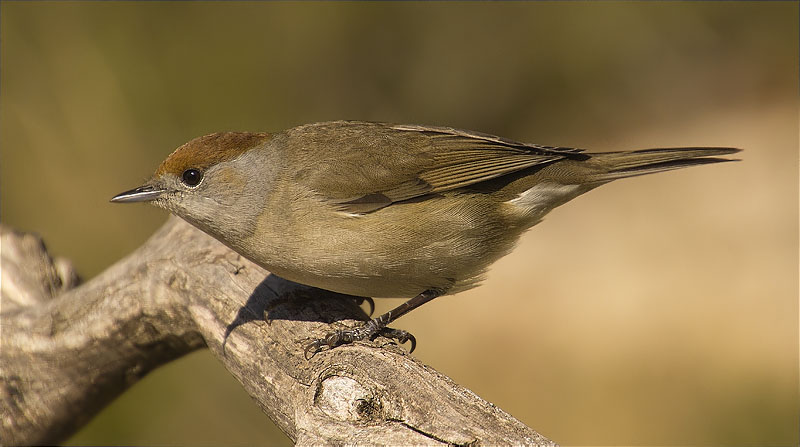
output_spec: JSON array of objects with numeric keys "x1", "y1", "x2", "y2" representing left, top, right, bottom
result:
[{"x1": 111, "y1": 120, "x2": 739, "y2": 356}]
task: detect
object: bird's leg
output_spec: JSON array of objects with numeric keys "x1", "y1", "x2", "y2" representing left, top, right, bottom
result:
[{"x1": 304, "y1": 288, "x2": 443, "y2": 358}]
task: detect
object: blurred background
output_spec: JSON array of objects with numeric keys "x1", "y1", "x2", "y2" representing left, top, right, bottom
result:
[{"x1": 1, "y1": 2, "x2": 797, "y2": 445}]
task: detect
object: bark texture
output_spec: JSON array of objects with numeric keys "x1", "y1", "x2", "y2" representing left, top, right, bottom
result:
[{"x1": 0, "y1": 218, "x2": 554, "y2": 446}]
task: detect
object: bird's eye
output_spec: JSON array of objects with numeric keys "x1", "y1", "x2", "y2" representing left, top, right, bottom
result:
[{"x1": 181, "y1": 168, "x2": 203, "y2": 187}]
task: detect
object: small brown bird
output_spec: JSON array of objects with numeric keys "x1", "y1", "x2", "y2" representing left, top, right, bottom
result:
[{"x1": 112, "y1": 121, "x2": 739, "y2": 356}]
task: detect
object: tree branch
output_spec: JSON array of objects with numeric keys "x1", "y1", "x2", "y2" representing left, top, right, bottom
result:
[{"x1": 0, "y1": 217, "x2": 555, "y2": 446}]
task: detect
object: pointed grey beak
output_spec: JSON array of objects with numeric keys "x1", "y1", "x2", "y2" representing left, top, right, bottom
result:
[{"x1": 110, "y1": 185, "x2": 167, "y2": 203}]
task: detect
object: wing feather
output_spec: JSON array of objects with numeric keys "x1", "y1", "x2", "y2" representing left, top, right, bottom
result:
[{"x1": 287, "y1": 121, "x2": 583, "y2": 213}]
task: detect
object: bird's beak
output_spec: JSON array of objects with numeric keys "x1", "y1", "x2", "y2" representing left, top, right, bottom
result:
[{"x1": 110, "y1": 184, "x2": 166, "y2": 203}]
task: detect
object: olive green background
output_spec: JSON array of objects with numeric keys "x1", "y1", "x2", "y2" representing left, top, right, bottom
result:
[{"x1": 1, "y1": 1, "x2": 797, "y2": 445}]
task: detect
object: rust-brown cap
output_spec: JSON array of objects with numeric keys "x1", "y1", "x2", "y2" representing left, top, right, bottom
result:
[{"x1": 155, "y1": 132, "x2": 272, "y2": 177}]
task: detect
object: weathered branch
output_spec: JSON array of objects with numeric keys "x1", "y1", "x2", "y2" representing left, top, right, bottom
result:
[{"x1": 0, "y1": 217, "x2": 554, "y2": 446}]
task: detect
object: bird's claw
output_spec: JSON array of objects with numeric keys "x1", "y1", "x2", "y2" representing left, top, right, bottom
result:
[
  {"x1": 353, "y1": 296, "x2": 375, "y2": 317},
  {"x1": 304, "y1": 317, "x2": 416, "y2": 359},
  {"x1": 378, "y1": 327, "x2": 416, "y2": 353}
]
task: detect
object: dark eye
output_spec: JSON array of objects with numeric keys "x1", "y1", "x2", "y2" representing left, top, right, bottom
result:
[{"x1": 181, "y1": 168, "x2": 203, "y2": 187}]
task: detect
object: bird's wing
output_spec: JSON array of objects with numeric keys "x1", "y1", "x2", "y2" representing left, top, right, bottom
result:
[{"x1": 288, "y1": 121, "x2": 585, "y2": 213}]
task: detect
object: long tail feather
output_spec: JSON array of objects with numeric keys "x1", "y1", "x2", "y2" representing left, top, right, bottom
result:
[{"x1": 586, "y1": 147, "x2": 741, "y2": 181}]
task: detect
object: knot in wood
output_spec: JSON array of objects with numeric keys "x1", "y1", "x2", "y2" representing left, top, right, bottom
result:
[{"x1": 316, "y1": 375, "x2": 380, "y2": 422}]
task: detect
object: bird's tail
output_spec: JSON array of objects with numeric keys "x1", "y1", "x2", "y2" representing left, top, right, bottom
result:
[{"x1": 583, "y1": 147, "x2": 741, "y2": 182}]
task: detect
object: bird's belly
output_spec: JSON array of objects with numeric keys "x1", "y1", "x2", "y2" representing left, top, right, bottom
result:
[
  {"x1": 272, "y1": 266, "x2": 441, "y2": 298},
  {"x1": 262, "y1": 231, "x2": 491, "y2": 298},
  {"x1": 248, "y1": 194, "x2": 521, "y2": 298}
]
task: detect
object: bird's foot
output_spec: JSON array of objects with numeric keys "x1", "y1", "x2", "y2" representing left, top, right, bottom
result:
[{"x1": 304, "y1": 313, "x2": 415, "y2": 359}]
